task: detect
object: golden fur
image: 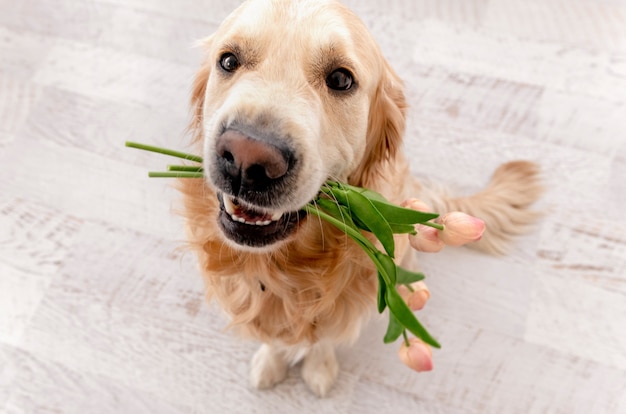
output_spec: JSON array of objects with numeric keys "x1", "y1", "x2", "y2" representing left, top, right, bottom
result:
[{"x1": 180, "y1": 0, "x2": 542, "y2": 396}]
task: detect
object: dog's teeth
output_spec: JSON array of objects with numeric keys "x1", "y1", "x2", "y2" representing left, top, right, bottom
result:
[
  {"x1": 224, "y1": 195, "x2": 282, "y2": 226},
  {"x1": 223, "y1": 195, "x2": 236, "y2": 215}
]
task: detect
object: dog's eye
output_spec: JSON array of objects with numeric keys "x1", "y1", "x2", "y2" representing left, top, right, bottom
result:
[
  {"x1": 326, "y1": 68, "x2": 354, "y2": 91},
  {"x1": 219, "y1": 53, "x2": 240, "y2": 72}
]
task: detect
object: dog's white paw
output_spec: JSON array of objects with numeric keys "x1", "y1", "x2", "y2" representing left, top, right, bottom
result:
[
  {"x1": 301, "y1": 344, "x2": 338, "y2": 397},
  {"x1": 250, "y1": 344, "x2": 288, "y2": 390}
]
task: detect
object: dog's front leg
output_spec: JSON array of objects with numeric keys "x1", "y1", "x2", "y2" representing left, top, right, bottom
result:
[
  {"x1": 301, "y1": 341, "x2": 339, "y2": 397},
  {"x1": 250, "y1": 343, "x2": 289, "y2": 390}
]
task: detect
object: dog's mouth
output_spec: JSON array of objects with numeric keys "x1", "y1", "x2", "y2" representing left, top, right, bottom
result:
[{"x1": 217, "y1": 192, "x2": 307, "y2": 248}]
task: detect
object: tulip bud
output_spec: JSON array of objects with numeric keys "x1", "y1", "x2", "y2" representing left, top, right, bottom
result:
[
  {"x1": 401, "y1": 198, "x2": 432, "y2": 213},
  {"x1": 437, "y1": 212, "x2": 486, "y2": 246},
  {"x1": 398, "y1": 338, "x2": 433, "y2": 372},
  {"x1": 397, "y1": 281, "x2": 431, "y2": 311},
  {"x1": 409, "y1": 224, "x2": 445, "y2": 252}
]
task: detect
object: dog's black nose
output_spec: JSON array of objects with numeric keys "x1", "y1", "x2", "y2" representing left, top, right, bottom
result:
[{"x1": 216, "y1": 129, "x2": 291, "y2": 191}]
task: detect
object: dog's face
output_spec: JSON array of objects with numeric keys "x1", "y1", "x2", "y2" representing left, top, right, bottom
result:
[{"x1": 191, "y1": 0, "x2": 406, "y2": 249}]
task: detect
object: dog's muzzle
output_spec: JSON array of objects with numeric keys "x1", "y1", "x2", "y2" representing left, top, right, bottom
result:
[{"x1": 210, "y1": 126, "x2": 305, "y2": 248}]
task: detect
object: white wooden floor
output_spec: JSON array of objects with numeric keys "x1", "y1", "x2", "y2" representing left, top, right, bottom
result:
[{"x1": 1, "y1": 0, "x2": 625, "y2": 413}]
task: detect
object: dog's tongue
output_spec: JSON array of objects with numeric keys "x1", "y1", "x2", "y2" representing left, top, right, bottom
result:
[{"x1": 234, "y1": 200, "x2": 273, "y2": 222}]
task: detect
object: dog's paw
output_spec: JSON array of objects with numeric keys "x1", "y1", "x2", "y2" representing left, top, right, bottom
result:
[
  {"x1": 301, "y1": 344, "x2": 338, "y2": 397},
  {"x1": 250, "y1": 344, "x2": 288, "y2": 390}
]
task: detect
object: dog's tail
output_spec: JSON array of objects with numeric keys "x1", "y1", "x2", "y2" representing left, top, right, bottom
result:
[{"x1": 416, "y1": 161, "x2": 544, "y2": 255}]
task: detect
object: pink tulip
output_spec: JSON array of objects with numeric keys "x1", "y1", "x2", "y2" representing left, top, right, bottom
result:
[
  {"x1": 397, "y1": 281, "x2": 430, "y2": 311},
  {"x1": 402, "y1": 199, "x2": 445, "y2": 253},
  {"x1": 398, "y1": 338, "x2": 433, "y2": 372},
  {"x1": 409, "y1": 224, "x2": 445, "y2": 252},
  {"x1": 437, "y1": 212, "x2": 486, "y2": 246},
  {"x1": 401, "y1": 198, "x2": 432, "y2": 213}
]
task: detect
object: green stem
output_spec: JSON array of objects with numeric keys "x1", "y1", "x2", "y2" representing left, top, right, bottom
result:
[
  {"x1": 148, "y1": 171, "x2": 203, "y2": 178},
  {"x1": 167, "y1": 165, "x2": 204, "y2": 172},
  {"x1": 421, "y1": 221, "x2": 444, "y2": 231},
  {"x1": 402, "y1": 329, "x2": 410, "y2": 347},
  {"x1": 126, "y1": 141, "x2": 203, "y2": 163}
]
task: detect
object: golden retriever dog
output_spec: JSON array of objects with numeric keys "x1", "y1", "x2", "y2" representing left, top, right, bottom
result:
[{"x1": 180, "y1": 0, "x2": 541, "y2": 396}]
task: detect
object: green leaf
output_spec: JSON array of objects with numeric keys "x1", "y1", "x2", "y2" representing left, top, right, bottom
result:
[
  {"x1": 377, "y1": 273, "x2": 387, "y2": 313},
  {"x1": 370, "y1": 199, "x2": 439, "y2": 225},
  {"x1": 345, "y1": 191, "x2": 396, "y2": 257},
  {"x1": 315, "y1": 198, "x2": 358, "y2": 230},
  {"x1": 396, "y1": 267, "x2": 426, "y2": 285},
  {"x1": 383, "y1": 312, "x2": 404, "y2": 343},
  {"x1": 338, "y1": 182, "x2": 388, "y2": 203},
  {"x1": 375, "y1": 251, "x2": 397, "y2": 286},
  {"x1": 386, "y1": 287, "x2": 440, "y2": 348},
  {"x1": 322, "y1": 184, "x2": 350, "y2": 206},
  {"x1": 387, "y1": 222, "x2": 418, "y2": 235}
]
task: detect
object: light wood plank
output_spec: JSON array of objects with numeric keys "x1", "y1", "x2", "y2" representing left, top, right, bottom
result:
[
  {"x1": 607, "y1": 141, "x2": 626, "y2": 212},
  {"x1": 0, "y1": 139, "x2": 184, "y2": 240},
  {"x1": 525, "y1": 273, "x2": 626, "y2": 371},
  {"x1": 484, "y1": 0, "x2": 626, "y2": 52},
  {"x1": 0, "y1": 0, "x2": 116, "y2": 42},
  {"x1": 405, "y1": 65, "x2": 544, "y2": 139},
  {"x1": 94, "y1": 0, "x2": 240, "y2": 23},
  {"x1": 97, "y1": 6, "x2": 215, "y2": 65},
  {"x1": 350, "y1": 316, "x2": 626, "y2": 414},
  {"x1": 408, "y1": 20, "x2": 626, "y2": 101},
  {"x1": 32, "y1": 39, "x2": 195, "y2": 112},
  {"x1": 0, "y1": 198, "x2": 82, "y2": 276},
  {"x1": 16, "y1": 86, "x2": 190, "y2": 166},
  {"x1": 1, "y1": 345, "x2": 191, "y2": 414},
  {"x1": 535, "y1": 89, "x2": 625, "y2": 156},
  {"x1": 345, "y1": 0, "x2": 490, "y2": 28},
  {"x1": 45, "y1": 220, "x2": 204, "y2": 321},
  {"x1": 0, "y1": 263, "x2": 51, "y2": 346},
  {"x1": 0, "y1": 26, "x2": 55, "y2": 81},
  {"x1": 0, "y1": 344, "x2": 12, "y2": 409},
  {"x1": 413, "y1": 248, "x2": 533, "y2": 339},
  {"x1": 349, "y1": 377, "x2": 465, "y2": 414},
  {"x1": 536, "y1": 214, "x2": 626, "y2": 295},
  {"x1": 0, "y1": 75, "x2": 43, "y2": 148}
]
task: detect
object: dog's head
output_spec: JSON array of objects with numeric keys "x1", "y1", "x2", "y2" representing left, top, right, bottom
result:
[{"x1": 190, "y1": 0, "x2": 406, "y2": 250}]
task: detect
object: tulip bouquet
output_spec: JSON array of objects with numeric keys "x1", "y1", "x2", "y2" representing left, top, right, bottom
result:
[{"x1": 126, "y1": 141, "x2": 485, "y2": 372}]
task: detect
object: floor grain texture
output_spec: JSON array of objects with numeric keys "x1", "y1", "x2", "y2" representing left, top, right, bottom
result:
[{"x1": 1, "y1": 0, "x2": 625, "y2": 413}]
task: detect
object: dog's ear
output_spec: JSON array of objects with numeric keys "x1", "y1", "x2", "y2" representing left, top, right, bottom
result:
[
  {"x1": 349, "y1": 61, "x2": 407, "y2": 187},
  {"x1": 189, "y1": 37, "x2": 213, "y2": 143}
]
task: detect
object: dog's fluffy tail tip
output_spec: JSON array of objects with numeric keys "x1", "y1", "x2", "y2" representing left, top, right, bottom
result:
[{"x1": 468, "y1": 160, "x2": 545, "y2": 255}]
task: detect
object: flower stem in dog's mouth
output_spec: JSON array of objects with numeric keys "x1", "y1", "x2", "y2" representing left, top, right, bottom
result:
[{"x1": 125, "y1": 141, "x2": 442, "y2": 349}]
